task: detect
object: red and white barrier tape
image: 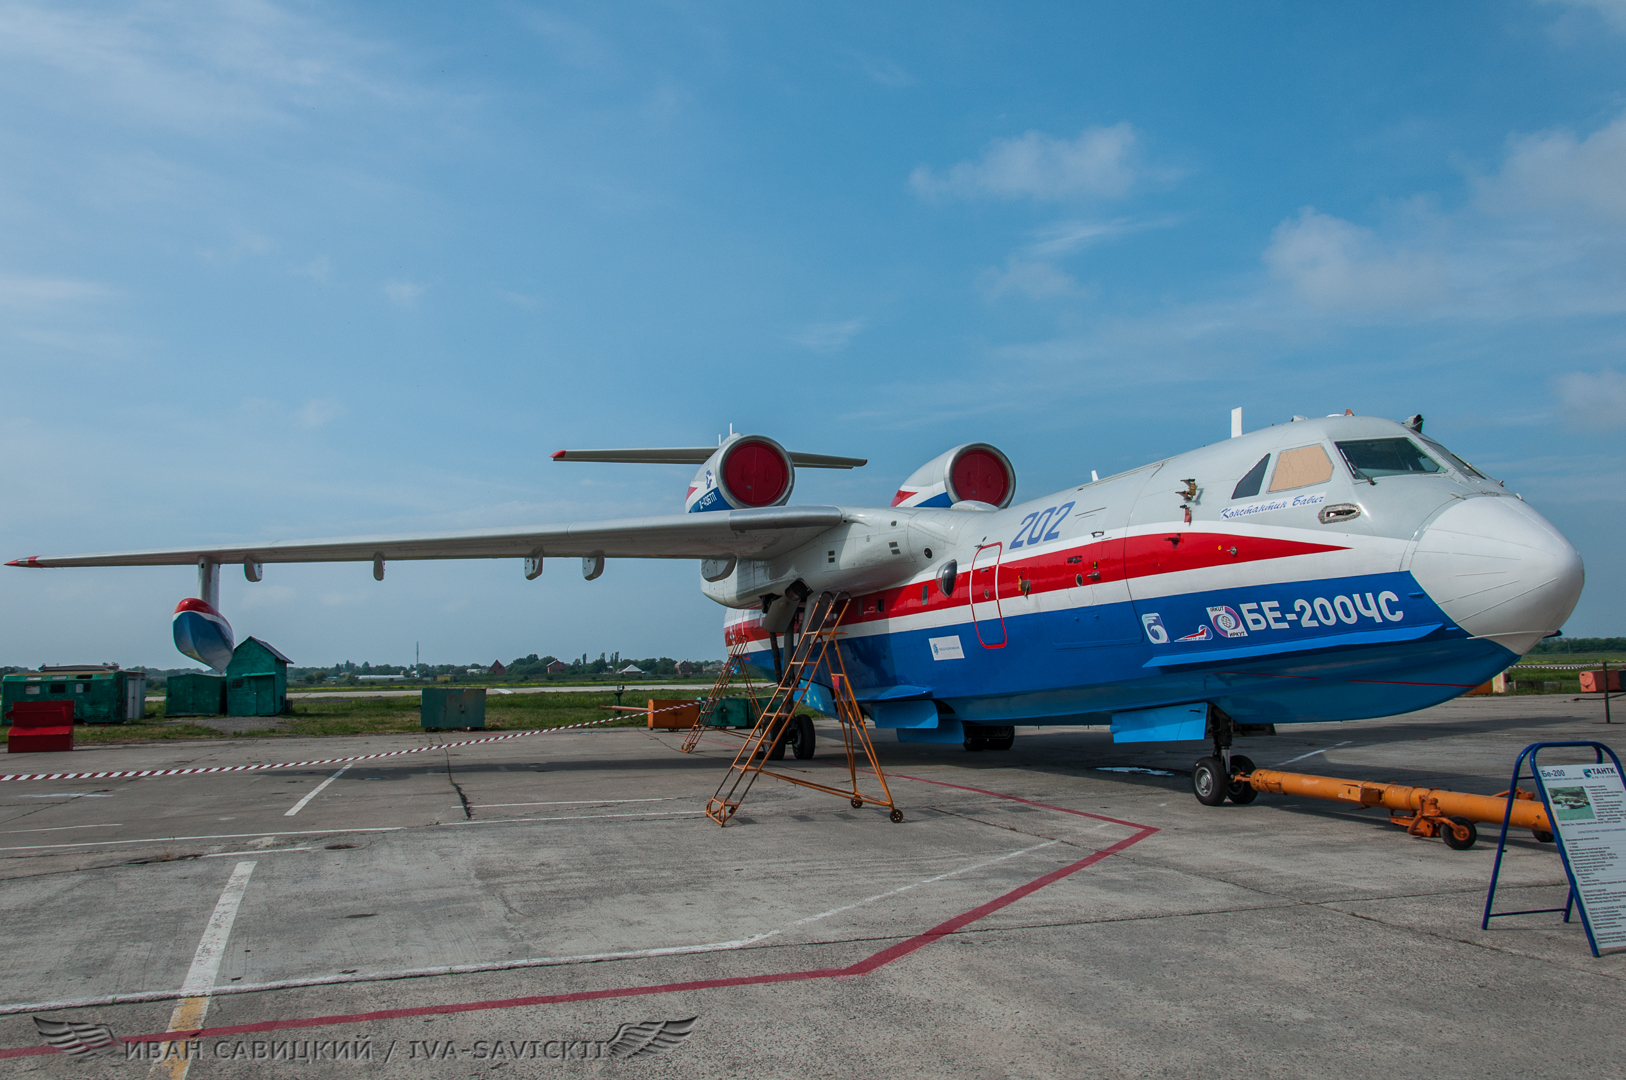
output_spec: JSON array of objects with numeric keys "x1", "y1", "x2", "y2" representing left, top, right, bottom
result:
[{"x1": 0, "y1": 715, "x2": 630, "y2": 783}]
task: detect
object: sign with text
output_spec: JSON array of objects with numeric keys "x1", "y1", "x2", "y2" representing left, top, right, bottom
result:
[{"x1": 1536, "y1": 761, "x2": 1626, "y2": 954}]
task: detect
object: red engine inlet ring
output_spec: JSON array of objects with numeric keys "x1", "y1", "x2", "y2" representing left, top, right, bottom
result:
[
  {"x1": 949, "y1": 447, "x2": 1010, "y2": 506},
  {"x1": 721, "y1": 440, "x2": 790, "y2": 507}
]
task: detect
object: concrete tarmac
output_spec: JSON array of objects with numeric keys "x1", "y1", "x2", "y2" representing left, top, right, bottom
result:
[{"x1": 0, "y1": 696, "x2": 1620, "y2": 1078}]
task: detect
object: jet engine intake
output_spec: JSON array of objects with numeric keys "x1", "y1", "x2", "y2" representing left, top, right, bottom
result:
[{"x1": 892, "y1": 443, "x2": 1015, "y2": 510}]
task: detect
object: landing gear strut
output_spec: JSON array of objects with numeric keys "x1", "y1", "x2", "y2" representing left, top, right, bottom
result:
[
  {"x1": 1190, "y1": 705, "x2": 1256, "y2": 805},
  {"x1": 963, "y1": 723, "x2": 1015, "y2": 752}
]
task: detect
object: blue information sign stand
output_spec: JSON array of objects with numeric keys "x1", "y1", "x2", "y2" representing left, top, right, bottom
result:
[{"x1": 1482, "y1": 740, "x2": 1625, "y2": 957}]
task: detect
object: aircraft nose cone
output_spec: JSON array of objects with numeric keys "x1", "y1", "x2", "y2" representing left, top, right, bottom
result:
[{"x1": 1409, "y1": 496, "x2": 1584, "y2": 655}]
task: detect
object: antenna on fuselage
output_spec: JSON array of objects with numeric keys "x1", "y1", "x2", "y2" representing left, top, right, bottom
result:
[{"x1": 1230, "y1": 407, "x2": 1243, "y2": 438}]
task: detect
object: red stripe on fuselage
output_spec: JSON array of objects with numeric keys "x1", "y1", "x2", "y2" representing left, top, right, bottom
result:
[{"x1": 725, "y1": 531, "x2": 1348, "y2": 638}]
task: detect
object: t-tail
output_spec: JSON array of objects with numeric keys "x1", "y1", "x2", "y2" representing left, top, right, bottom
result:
[{"x1": 552, "y1": 434, "x2": 867, "y2": 512}]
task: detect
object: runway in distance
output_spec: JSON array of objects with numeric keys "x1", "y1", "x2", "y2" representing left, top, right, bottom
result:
[{"x1": 7, "y1": 411, "x2": 1584, "y2": 801}]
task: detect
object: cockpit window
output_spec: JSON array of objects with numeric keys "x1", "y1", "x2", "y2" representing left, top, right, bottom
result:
[
  {"x1": 1336, "y1": 438, "x2": 1441, "y2": 479},
  {"x1": 1232, "y1": 455, "x2": 1269, "y2": 499},
  {"x1": 1419, "y1": 436, "x2": 1489, "y2": 481}
]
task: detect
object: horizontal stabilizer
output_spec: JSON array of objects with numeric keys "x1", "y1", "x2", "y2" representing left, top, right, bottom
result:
[{"x1": 552, "y1": 447, "x2": 866, "y2": 469}]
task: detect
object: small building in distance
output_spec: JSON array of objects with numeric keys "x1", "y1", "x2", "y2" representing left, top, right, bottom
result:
[
  {"x1": 489, "y1": 660, "x2": 506, "y2": 677},
  {"x1": 618, "y1": 664, "x2": 645, "y2": 675},
  {"x1": 676, "y1": 661, "x2": 694, "y2": 677},
  {"x1": 226, "y1": 638, "x2": 291, "y2": 717},
  {"x1": 546, "y1": 660, "x2": 569, "y2": 675}
]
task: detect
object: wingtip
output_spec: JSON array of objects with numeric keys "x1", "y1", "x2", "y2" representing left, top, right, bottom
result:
[
  {"x1": 5, "y1": 557, "x2": 37, "y2": 567},
  {"x1": 550, "y1": 450, "x2": 567, "y2": 460}
]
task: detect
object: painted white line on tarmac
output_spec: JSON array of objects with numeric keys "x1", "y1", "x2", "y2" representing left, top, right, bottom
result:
[
  {"x1": 0, "y1": 809, "x2": 702, "y2": 853},
  {"x1": 203, "y1": 847, "x2": 312, "y2": 858},
  {"x1": 470, "y1": 797, "x2": 678, "y2": 808},
  {"x1": 155, "y1": 861, "x2": 256, "y2": 1080},
  {"x1": 0, "y1": 826, "x2": 405, "y2": 853},
  {"x1": 284, "y1": 765, "x2": 350, "y2": 817},
  {"x1": 15, "y1": 793, "x2": 113, "y2": 798},
  {"x1": 1274, "y1": 741, "x2": 1353, "y2": 767},
  {"x1": 0, "y1": 841, "x2": 1056, "y2": 1016},
  {"x1": 2, "y1": 823, "x2": 124, "y2": 834}
]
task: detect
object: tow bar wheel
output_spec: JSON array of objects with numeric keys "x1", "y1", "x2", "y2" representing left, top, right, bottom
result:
[{"x1": 1192, "y1": 757, "x2": 1228, "y2": 806}]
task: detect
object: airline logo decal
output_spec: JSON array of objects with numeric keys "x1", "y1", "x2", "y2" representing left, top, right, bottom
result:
[
  {"x1": 1207, "y1": 605, "x2": 1249, "y2": 638},
  {"x1": 930, "y1": 635, "x2": 965, "y2": 660},
  {"x1": 1141, "y1": 613, "x2": 1169, "y2": 644},
  {"x1": 1175, "y1": 624, "x2": 1212, "y2": 642}
]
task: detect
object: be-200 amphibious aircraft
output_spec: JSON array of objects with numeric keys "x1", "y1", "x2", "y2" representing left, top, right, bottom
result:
[{"x1": 7, "y1": 412, "x2": 1584, "y2": 806}]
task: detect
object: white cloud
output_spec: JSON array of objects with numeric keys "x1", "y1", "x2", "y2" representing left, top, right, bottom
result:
[
  {"x1": 1475, "y1": 112, "x2": 1626, "y2": 224},
  {"x1": 298, "y1": 398, "x2": 345, "y2": 428},
  {"x1": 1262, "y1": 208, "x2": 1449, "y2": 313},
  {"x1": 383, "y1": 279, "x2": 423, "y2": 305},
  {"x1": 1538, "y1": 0, "x2": 1626, "y2": 29},
  {"x1": 976, "y1": 260, "x2": 1091, "y2": 302},
  {"x1": 791, "y1": 319, "x2": 864, "y2": 353},
  {"x1": 910, "y1": 124, "x2": 1142, "y2": 202},
  {"x1": 1022, "y1": 216, "x2": 1173, "y2": 258},
  {"x1": 855, "y1": 54, "x2": 914, "y2": 88},
  {"x1": 0, "y1": 274, "x2": 111, "y2": 308},
  {"x1": 0, "y1": 0, "x2": 398, "y2": 133},
  {"x1": 1554, "y1": 369, "x2": 1626, "y2": 428},
  {"x1": 297, "y1": 256, "x2": 332, "y2": 283}
]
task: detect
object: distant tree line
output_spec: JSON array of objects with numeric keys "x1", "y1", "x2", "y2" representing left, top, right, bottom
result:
[
  {"x1": 1529, "y1": 637, "x2": 1626, "y2": 654},
  {"x1": 286, "y1": 652, "x2": 718, "y2": 686}
]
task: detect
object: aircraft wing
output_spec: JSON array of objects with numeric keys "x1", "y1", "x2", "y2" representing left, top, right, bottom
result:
[{"x1": 6, "y1": 506, "x2": 845, "y2": 568}]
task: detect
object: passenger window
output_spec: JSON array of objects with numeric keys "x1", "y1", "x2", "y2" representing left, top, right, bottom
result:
[
  {"x1": 1232, "y1": 455, "x2": 1270, "y2": 499},
  {"x1": 1268, "y1": 445, "x2": 1334, "y2": 492},
  {"x1": 1336, "y1": 438, "x2": 1442, "y2": 479},
  {"x1": 49, "y1": 683, "x2": 65, "y2": 694},
  {"x1": 74, "y1": 684, "x2": 85, "y2": 693},
  {"x1": 25, "y1": 685, "x2": 39, "y2": 695}
]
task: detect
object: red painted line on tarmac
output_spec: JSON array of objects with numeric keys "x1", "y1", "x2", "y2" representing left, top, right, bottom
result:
[{"x1": 1, "y1": 776, "x2": 1156, "y2": 1058}]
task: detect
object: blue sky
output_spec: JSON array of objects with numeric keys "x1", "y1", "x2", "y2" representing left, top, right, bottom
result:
[{"x1": 2, "y1": 1, "x2": 1624, "y2": 668}]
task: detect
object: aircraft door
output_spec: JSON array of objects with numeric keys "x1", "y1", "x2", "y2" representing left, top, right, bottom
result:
[{"x1": 970, "y1": 542, "x2": 1006, "y2": 648}]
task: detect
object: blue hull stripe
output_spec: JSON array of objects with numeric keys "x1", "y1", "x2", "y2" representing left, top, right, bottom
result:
[{"x1": 1144, "y1": 622, "x2": 1443, "y2": 668}]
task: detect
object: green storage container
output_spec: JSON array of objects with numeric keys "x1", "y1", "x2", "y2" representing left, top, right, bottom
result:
[
  {"x1": 421, "y1": 687, "x2": 486, "y2": 730},
  {"x1": 166, "y1": 673, "x2": 226, "y2": 717},
  {"x1": 2, "y1": 667, "x2": 146, "y2": 724},
  {"x1": 226, "y1": 638, "x2": 291, "y2": 717},
  {"x1": 705, "y1": 697, "x2": 758, "y2": 728}
]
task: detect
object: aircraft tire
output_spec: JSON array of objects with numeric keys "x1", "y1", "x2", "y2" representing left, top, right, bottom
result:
[
  {"x1": 1533, "y1": 830, "x2": 1555, "y2": 843},
  {"x1": 1227, "y1": 754, "x2": 1258, "y2": 804},
  {"x1": 792, "y1": 715, "x2": 817, "y2": 759},
  {"x1": 963, "y1": 738, "x2": 987, "y2": 752},
  {"x1": 1442, "y1": 816, "x2": 1478, "y2": 850},
  {"x1": 767, "y1": 727, "x2": 789, "y2": 761},
  {"x1": 1192, "y1": 757, "x2": 1228, "y2": 806},
  {"x1": 988, "y1": 734, "x2": 1015, "y2": 751}
]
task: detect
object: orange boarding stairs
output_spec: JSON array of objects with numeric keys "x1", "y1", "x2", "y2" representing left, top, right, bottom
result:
[{"x1": 705, "y1": 591, "x2": 900, "y2": 826}]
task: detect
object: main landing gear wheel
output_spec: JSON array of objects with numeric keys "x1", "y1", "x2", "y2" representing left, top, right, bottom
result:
[
  {"x1": 1533, "y1": 830, "x2": 1555, "y2": 844},
  {"x1": 963, "y1": 737, "x2": 987, "y2": 752},
  {"x1": 987, "y1": 733, "x2": 1015, "y2": 751},
  {"x1": 1442, "y1": 816, "x2": 1478, "y2": 850},
  {"x1": 890, "y1": 808, "x2": 904, "y2": 823},
  {"x1": 791, "y1": 715, "x2": 817, "y2": 760},
  {"x1": 1227, "y1": 754, "x2": 1258, "y2": 804},
  {"x1": 1192, "y1": 756, "x2": 1228, "y2": 806}
]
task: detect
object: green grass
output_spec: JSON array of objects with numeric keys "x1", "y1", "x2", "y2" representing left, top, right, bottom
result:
[
  {"x1": 1501, "y1": 654, "x2": 1626, "y2": 695},
  {"x1": 75, "y1": 690, "x2": 690, "y2": 743}
]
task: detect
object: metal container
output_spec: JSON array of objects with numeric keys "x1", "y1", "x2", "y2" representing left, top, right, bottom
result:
[
  {"x1": 1, "y1": 667, "x2": 146, "y2": 724},
  {"x1": 166, "y1": 673, "x2": 227, "y2": 717},
  {"x1": 421, "y1": 687, "x2": 486, "y2": 730}
]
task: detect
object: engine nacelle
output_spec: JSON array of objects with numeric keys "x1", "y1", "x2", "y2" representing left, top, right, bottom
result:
[
  {"x1": 891, "y1": 443, "x2": 1015, "y2": 509},
  {"x1": 686, "y1": 434, "x2": 796, "y2": 513}
]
